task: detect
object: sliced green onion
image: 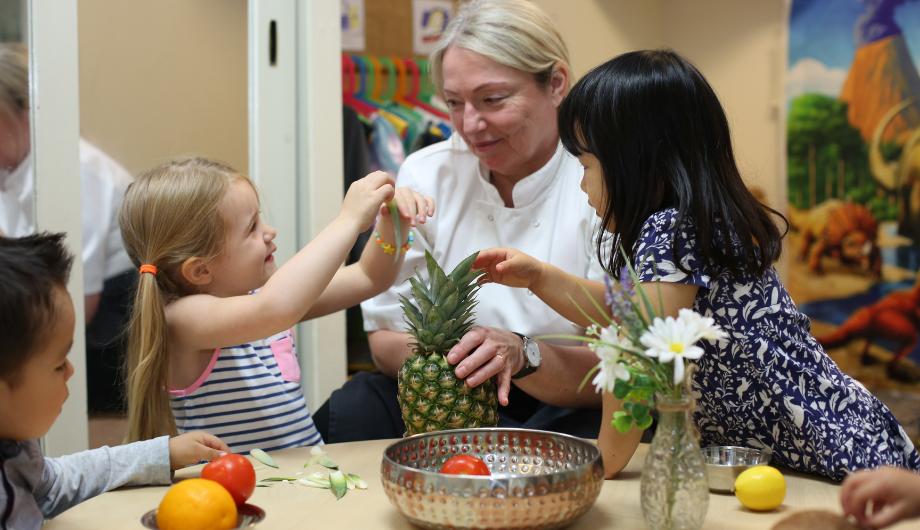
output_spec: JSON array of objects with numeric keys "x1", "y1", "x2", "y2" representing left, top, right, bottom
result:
[
  {"x1": 250, "y1": 448, "x2": 279, "y2": 468},
  {"x1": 346, "y1": 473, "x2": 368, "y2": 490},
  {"x1": 329, "y1": 470, "x2": 348, "y2": 499},
  {"x1": 298, "y1": 477, "x2": 331, "y2": 489},
  {"x1": 387, "y1": 200, "x2": 402, "y2": 262}
]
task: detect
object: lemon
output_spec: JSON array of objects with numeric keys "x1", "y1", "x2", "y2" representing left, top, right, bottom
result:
[{"x1": 734, "y1": 465, "x2": 786, "y2": 511}]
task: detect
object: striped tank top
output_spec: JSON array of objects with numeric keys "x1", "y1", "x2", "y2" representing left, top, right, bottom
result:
[{"x1": 169, "y1": 329, "x2": 322, "y2": 453}]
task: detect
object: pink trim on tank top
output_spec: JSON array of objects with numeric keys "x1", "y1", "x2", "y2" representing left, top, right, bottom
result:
[{"x1": 168, "y1": 348, "x2": 221, "y2": 397}]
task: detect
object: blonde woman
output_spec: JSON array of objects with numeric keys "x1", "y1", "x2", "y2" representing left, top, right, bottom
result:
[
  {"x1": 119, "y1": 158, "x2": 433, "y2": 452},
  {"x1": 317, "y1": 0, "x2": 605, "y2": 441}
]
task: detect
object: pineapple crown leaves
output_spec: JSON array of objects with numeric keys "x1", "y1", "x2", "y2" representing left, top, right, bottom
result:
[{"x1": 399, "y1": 250, "x2": 485, "y2": 355}]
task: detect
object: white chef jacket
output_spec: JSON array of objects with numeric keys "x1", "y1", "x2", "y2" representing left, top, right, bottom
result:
[
  {"x1": 0, "y1": 139, "x2": 134, "y2": 295},
  {"x1": 361, "y1": 135, "x2": 606, "y2": 340}
]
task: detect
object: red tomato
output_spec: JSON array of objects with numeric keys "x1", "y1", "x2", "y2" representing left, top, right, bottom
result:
[
  {"x1": 201, "y1": 453, "x2": 256, "y2": 505},
  {"x1": 439, "y1": 455, "x2": 490, "y2": 476}
]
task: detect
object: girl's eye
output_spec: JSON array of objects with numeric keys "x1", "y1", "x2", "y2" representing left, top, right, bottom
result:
[
  {"x1": 445, "y1": 99, "x2": 462, "y2": 110},
  {"x1": 55, "y1": 363, "x2": 67, "y2": 372},
  {"x1": 484, "y1": 96, "x2": 506, "y2": 105}
]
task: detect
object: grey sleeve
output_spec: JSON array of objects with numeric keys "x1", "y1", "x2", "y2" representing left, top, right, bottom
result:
[{"x1": 37, "y1": 436, "x2": 172, "y2": 518}]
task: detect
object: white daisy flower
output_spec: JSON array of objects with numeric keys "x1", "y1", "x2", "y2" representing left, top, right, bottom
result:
[
  {"x1": 639, "y1": 316, "x2": 705, "y2": 385},
  {"x1": 677, "y1": 308, "x2": 727, "y2": 342},
  {"x1": 590, "y1": 326, "x2": 632, "y2": 393}
]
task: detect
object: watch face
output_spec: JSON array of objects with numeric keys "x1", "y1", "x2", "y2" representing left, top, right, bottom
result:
[{"x1": 525, "y1": 339, "x2": 541, "y2": 366}]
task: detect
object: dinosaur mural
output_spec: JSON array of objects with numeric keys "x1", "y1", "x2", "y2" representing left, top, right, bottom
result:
[
  {"x1": 788, "y1": 0, "x2": 920, "y2": 424},
  {"x1": 869, "y1": 96, "x2": 920, "y2": 241}
]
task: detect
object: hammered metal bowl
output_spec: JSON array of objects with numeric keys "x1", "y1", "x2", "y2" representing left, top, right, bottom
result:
[
  {"x1": 702, "y1": 445, "x2": 772, "y2": 493},
  {"x1": 381, "y1": 428, "x2": 604, "y2": 530}
]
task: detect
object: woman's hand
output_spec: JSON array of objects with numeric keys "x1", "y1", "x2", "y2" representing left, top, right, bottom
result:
[
  {"x1": 841, "y1": 466, "x2": 920, "y2": 529},
  {"x1": 381, "y1": 187, "x2": 435, "y2": 227},
  {"x1": 168, "y1": 431, "x2": 230, "y2": 470},
  {"x1": 473, "y1": 247, "x2": 546, "y2": 289},
  {"x1": 446, "y1": 326, "x2": 526, "y2": 406},
  {"x1": 340, "y1": 171, "x2": 396, "y2": 232}
]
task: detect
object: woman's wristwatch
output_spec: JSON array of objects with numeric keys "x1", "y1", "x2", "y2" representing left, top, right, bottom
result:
[{"x1": 511, "y1": 332, "x2": 542, "y2": 379}]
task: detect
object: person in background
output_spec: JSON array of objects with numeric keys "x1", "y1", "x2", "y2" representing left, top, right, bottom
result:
[
  {"x1": 0, "y1": 232, "x2": 229, "y2": 530},
  {"x1": 0, "y1": 42, "x2": 135, "y2": 414},
  {"x1": 315, "y1": 0, "x2": 605, "y2": 442}
]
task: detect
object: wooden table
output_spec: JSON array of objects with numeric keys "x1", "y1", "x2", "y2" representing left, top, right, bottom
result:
[{"x1": 46, "y1": 441, "x2": 920, "y2": 529}]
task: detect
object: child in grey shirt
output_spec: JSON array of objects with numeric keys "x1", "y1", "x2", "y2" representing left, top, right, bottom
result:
[{"x1": 0, "y1": 233, "x2": 230, "y2": 530}]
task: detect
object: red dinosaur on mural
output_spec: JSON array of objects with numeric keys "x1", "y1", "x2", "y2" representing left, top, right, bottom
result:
[{"x1": 817, "y1": 277, "x2": 920, "y2": 383}]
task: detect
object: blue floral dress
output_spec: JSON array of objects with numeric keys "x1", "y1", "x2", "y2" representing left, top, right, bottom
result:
[{"x1": 633, "y1": 208, "x2": 920, "y2": 480}]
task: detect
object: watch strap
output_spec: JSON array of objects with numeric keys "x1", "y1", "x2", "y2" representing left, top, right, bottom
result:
[{"x1": 511, "y1": 332, "x2": 538, "y2": 379}]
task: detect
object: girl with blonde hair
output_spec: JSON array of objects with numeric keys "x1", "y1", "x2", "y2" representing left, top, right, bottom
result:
[{"x1": 120, "y1": 157, "x2": 433, "y2": 452}]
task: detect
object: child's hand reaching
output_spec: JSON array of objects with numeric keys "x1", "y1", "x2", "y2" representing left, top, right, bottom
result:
[
  {"x1": 381, "y1": 187, "x2": 435, "y2": 227},
  {"x1": 840, "y1": 466, "x2": 920, "y2": 529},
  {"x1": 474, "y1": 247, "x2": 546, "y2": 289},
  {"x1": 341, "y1": 171, "x2": 396, "y2": 232},
  {"x1": 168, "y1": 431, "x2": 231, "y2": 470}
]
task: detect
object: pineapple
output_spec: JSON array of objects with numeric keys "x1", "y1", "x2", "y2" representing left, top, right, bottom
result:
[{"x1": 397, "y1": 250, "x2": 499, "y2": 435}]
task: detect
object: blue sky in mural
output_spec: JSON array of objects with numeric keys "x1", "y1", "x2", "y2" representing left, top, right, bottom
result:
[
  {"x1": 790, "y1": 0, "x2": 920, "y2": 68},
  {"x1": 788, "y1": 0, "x2": 920, "y2": 101}
]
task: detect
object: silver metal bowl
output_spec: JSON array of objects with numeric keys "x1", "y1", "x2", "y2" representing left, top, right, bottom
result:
[
  {"x1": 701, "y1": 445, "x2": 772, "y2": 493},
  {"x1": 381, "y1": 428, "x2": 604, "y2": 530}
]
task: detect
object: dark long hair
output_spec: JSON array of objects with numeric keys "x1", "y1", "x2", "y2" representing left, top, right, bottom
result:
[{"x1": 559, "y1": 49, "x2": 786, "y2": 276}]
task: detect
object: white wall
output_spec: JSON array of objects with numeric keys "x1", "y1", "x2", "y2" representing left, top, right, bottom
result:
[
  {"x1": 532, "y1": 0, "x2": 664, "y2": 78},
  {"x1": 663, "y1": 0, "x2": 789, "y2": 211},
  {"x1": 78, "y1": 0, "x2": 248, "y2": 174}
]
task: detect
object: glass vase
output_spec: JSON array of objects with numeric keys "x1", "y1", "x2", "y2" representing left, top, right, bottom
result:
[{"x1": 639, "y1": 394, "x2": 709, "y2": 530}]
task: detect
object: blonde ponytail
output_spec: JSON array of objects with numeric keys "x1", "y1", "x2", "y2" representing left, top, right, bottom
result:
[
  {"x1": 125, "y1": 271, "x2": 175, "y2": 441},
  {"x1": 120, "y1": 157, "x2": 246, "y2": 442}
]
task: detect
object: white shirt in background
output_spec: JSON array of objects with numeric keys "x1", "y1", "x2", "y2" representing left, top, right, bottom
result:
[
  {"x1": 361, "y1": 135, "x2": 606, "y2": 340},
  {"x1": 0, "y1": 139, "x2": 134, "y2": 295}
]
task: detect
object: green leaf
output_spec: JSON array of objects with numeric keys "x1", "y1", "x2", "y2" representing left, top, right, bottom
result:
[
  {"x1": 612, "y1": 411, "x2": 633, "y2": 433},
  {"x1": 329, "y1": 470, "x2": 348, "y2": 499},
  {"x1": 613, "y1": 380, "x2": 631, "y2": 399},
  {"x1": 578, "y1": 282, "x2": 612, "y2": 326},
  {"x1": 387, "y1": 201, "x2": 402, "y2": 262},
  {"x1": 578, "y1": 365, "x2": 599, "y2": 393},
  {"x1": 619, "y1": 246, "x2": 655, "y2": 326},
  {"x1": 631, "y1": 403, "x2": 650, "y2": 423},
  {"x1": 250, "y1": 448, "x2": 279, "y2": 468},
  {"x1": 258, "y1": 476, "x2": 298, "y2": 482},
  {"x1": 636, "y1": 414, "x2": 654, "y2": 430},
  {"x1": 449, "y1": 251, "x2": 481, "y2": 283}
]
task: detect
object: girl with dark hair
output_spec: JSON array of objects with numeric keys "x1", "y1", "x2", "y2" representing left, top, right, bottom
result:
[{"x1": 475, "y1": 49, "x2": 919, "y2": 480}]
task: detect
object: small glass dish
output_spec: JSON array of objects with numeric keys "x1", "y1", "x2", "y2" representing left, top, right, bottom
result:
[
  {"x1": 701, "y1": 445, "x2": 772, "y2": 493},
  {"x1": 140, "y1": 503, "x2": 265, "y2": 529}
]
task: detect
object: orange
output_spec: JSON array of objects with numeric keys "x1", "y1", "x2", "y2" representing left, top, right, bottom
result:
[{"x1": 156, "y1": 478, "x2": 238, "y2": 530}]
